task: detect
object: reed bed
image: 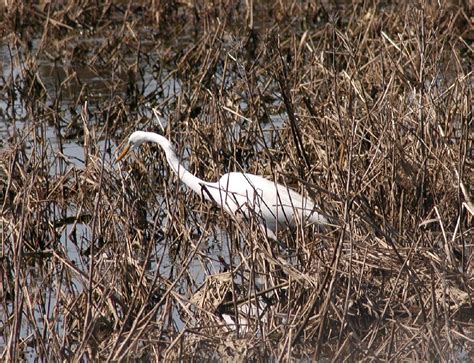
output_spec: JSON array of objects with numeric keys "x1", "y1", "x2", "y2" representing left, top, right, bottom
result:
[{"x1": 0, "y1": 0, "x2": 472, "y2": 361}]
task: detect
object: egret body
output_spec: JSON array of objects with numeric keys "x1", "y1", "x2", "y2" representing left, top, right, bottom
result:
[{"x1": 118, "y1": 131, "x2": 329, "y2": 236}]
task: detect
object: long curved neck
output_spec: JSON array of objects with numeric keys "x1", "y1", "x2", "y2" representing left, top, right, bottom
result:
[{"x1": 146, "y1": 133, "x2": 212, "y2": 197}]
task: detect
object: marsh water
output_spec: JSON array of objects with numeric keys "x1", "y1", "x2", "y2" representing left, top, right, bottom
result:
[{"x1": 0, "y1": 28, "x2": 288, "y2": 359}]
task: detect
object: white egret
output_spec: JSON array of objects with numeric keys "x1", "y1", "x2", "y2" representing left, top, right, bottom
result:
[{"x1": 117, "y1": 131, "x2": 329, "y2": 237}]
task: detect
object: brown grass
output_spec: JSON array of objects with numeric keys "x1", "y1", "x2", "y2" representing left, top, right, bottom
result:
[{"x1": 1, "y1": 0, "x2": 473, "y2": 361}]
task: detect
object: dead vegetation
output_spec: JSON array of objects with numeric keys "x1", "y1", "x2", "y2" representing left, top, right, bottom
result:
[{"x1": 0, "y1": 0, "x2": 473, "y2": 361}]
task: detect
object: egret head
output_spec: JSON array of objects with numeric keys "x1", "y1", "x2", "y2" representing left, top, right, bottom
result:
[
  {"x1": 117, "y1": 131, "x2": 149, "y2": 161},
  {"x1": 117, "y1": 131, "x2": 172, "y2": 161}
]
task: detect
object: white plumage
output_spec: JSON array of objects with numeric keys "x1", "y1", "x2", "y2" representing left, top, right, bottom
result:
[{"x1": 118, "y1": 131, "x2": 329, "y2": 236}]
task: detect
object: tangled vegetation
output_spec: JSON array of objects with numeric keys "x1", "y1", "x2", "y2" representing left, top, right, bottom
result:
[{"x1": 0, "y1": 0, "x2": 472, "y2": 361}]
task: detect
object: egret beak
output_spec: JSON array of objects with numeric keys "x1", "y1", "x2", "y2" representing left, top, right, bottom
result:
[{"x1": 117, "y1": 144, "x2": 131, "y2": 162}]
